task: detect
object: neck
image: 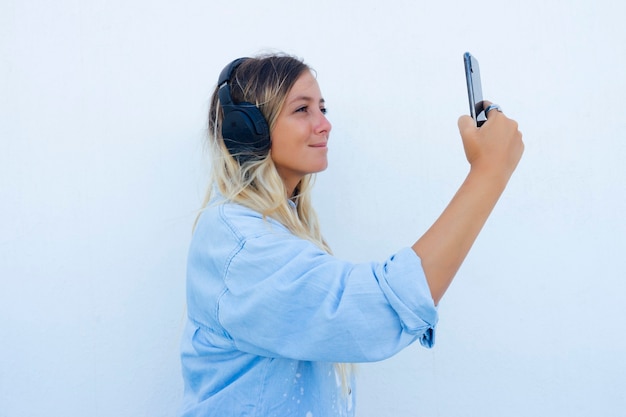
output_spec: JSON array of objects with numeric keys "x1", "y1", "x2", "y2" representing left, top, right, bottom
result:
[{"x1": 282, "y1": 178, "x2": 302, "y2": 200}]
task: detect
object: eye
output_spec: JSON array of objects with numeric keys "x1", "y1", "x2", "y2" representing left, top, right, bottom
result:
[{"x1": 294, "y1": 105, "x2": 327, "y2": 115}]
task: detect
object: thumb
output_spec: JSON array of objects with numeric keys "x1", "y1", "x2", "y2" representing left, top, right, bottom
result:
[{"x1": 458, "y1": 115, "x2": 477, "y2": 137}]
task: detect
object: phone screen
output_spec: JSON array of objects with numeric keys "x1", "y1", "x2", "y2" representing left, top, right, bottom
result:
[{"x1": 464, "y1": 52, "x2": 486, "y2": 127}]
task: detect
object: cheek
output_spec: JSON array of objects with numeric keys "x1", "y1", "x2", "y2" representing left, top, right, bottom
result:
[
  {"x1": 269, "y1": 131, "x2": 294, "y2": 166},
  {"x1": 271, "y1": 124, "x2": 301, "y2": 156},
  {"x1": 270, "y1": 134, "x2": 288, "y2": 158}
]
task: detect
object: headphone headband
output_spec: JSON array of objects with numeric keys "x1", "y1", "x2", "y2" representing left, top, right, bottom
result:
[{"x1": 217, "y1": 57, "x2": 248, "y2": 106}]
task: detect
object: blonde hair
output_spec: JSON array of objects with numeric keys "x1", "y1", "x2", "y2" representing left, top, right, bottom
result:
[{"x1": 199, "y1": 53, "x2": 353, "y2": 391}]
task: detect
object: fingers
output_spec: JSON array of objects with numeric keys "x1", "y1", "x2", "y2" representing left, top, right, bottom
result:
[
  {"x1": 484, "y1": 104, "x2": 503, "y2": 119},
  {"x1": 460, "y1": 101, "x2": 520, "y2": 138},
  {"x1": 458, "y1": 103, "x2": 524, "y2": 171}
]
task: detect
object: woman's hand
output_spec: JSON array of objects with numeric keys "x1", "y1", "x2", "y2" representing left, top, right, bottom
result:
[{"x1": 458, "y1": 104, "x2": 524, "y2": 184}]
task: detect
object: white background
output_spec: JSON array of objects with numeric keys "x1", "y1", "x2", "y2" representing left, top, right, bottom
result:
[{"x1": 2, "y1": 1, "x2": 625, "y2": 416}]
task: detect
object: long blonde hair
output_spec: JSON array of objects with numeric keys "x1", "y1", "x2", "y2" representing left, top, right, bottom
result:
[{"x1": 200, "y1": 53, "x2": 353, "y2": 390}]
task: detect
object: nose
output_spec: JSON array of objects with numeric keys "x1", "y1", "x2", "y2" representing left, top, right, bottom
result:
[{"x1": 315, "y1": 111, "x2": 332, "y2": 136}]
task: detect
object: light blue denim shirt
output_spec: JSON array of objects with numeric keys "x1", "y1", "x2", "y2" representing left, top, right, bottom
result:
[{"x1": 180, "y1": 195, "x2": 438, "y2": 417}]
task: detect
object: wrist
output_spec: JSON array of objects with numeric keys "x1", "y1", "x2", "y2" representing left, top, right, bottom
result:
[{"x1": 468, "y1": 162, "x2": 512, "y2": 191}]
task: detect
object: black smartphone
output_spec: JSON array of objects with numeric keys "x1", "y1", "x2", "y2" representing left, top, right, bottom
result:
[{"x1": 464, "y1": 52, "x2": 486, "y2": 127}]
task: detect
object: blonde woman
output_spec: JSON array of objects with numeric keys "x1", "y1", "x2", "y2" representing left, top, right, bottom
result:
[{"x1": 180, "y1": 53, "x2": 523, "y2": 416}]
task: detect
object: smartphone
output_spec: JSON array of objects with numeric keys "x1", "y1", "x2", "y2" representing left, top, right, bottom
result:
[{"x1": 464, "y1": 52, "x2": 486, "y2": 127}]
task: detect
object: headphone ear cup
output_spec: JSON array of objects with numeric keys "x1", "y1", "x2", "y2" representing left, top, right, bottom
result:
[
  {"x1": 221, "y1": 102, "x2": 271, "y2": 161},
  {"x1": 217, "y1": 57, "x2": 271, "y2": 163}
]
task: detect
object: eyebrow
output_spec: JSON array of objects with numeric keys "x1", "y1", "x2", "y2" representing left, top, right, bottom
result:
[{"x1": 287, "y1": 95, "x2": 325, "y2": 106}]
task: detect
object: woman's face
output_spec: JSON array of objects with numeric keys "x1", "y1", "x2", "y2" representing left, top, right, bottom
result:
[{"x1": 270, "y1": 70, "x2": 331, "y2": 194}]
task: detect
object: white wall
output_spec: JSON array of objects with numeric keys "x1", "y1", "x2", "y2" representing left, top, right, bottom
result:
[{"x1": 2, "y1": 1, "x2": 625, "y2": 416}]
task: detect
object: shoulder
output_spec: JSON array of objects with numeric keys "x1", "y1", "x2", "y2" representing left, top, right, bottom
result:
[
  {"x1": 189, "y1": 197, "x2": 324, "y2": 296},
  {"x1": 195, "y1": 198, "x2": 290, "y2": 243}
]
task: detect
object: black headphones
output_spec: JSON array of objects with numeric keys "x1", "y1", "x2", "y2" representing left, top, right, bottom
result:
[{"x1": 217, "y1": 58, "x2": 271, "y2": 163}]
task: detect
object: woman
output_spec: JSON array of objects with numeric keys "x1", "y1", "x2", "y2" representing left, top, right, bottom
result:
[{"x1": 180, "y1": 53, "x2": 523, "y2": 416}]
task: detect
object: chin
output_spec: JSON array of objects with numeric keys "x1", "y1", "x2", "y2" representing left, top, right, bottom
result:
[{"x1": 312, "y1": 161, "x2": 328, "y2": 174}]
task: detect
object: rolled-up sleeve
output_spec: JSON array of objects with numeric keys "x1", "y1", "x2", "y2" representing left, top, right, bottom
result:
[
  {"x1": 373, "y1": 247, "x2": 437, "y2": 348},
  {"x1": 217, "y1": 227, "x2": 438, "y2": 363}
]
